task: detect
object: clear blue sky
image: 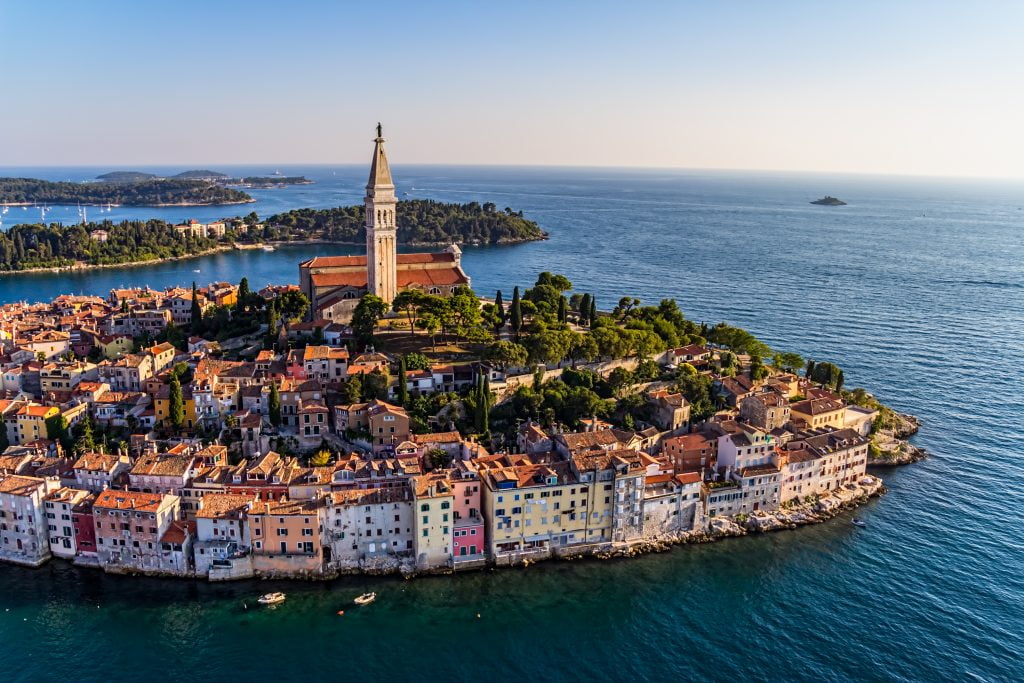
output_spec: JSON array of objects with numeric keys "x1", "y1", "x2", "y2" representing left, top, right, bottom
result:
[{"x1": 2, "y1": 0, "x2": 1022, "y2": 177}]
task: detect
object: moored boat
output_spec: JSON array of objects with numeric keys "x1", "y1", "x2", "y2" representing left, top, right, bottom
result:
[
  {"x1": 851, "y1": 518, "x2": 867, "y2": 528},
  {"x1": 258, "y1": 592, "x2": 286, "y2": 605},
  {"x1": 354, "y1": 592, "x2": 376, "y2": 605}
]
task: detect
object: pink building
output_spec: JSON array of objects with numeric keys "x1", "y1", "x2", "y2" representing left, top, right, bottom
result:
[{"x1": 450, "y1": 474, "x2": 485, "y2": 562}]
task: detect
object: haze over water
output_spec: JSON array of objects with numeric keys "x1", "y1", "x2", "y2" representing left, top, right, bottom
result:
[{"x1": 0, "y1": 166, "x2": 1022, "y2": 681}]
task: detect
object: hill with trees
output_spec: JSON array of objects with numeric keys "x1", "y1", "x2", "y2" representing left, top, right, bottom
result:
[
  {"x1": 0, "y1": 177, "x2": 252, "y2": 206},
  {"x1": 265, "y1": 199, "x2": 547, "y2": 245}
]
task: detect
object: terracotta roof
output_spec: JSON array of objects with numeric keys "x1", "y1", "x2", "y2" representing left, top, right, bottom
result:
[
  {"x1": 93, "y1": 489, "x2": 169, "y2": 512},
  {"x1": 0, "y1": 474, "x2": 46, "y2": 496}
]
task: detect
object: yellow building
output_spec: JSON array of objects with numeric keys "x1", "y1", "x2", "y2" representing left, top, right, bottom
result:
[
  {"x1": 40, "y1": 361, "x2": 98, "y2": 394},
  {"x1": 790, "y1": 397, "x2": 846, "y2": 429},
  {"x1": 478, "y1": 456, "x2": 606, "y2": 563},
  {"x1": 98, "y1": 335, "x2": 134, "y2": 360},
  {"x1": 15, "y1": 404, "x2": 59, "y2": 445},
  {"x1": 412, "y1": 473, "x2": 454, "y2": 571},
  {"x1": 153, "y1": 384, "x2": 197, "y2": 429}
]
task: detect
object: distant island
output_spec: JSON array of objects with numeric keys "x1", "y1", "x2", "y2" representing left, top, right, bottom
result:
[
  {"x1": 811, "y1": 196, "x2": 847, "y2": 206},
  {"x1": 0, "y1": 177, "x2": 253, "y2": 207},
  {"x1": 0, "y1": 199, "x2": 547, "y2": 272},
  {"x1": 97, "y1": 170, "x2": 312, "y2": 188}
]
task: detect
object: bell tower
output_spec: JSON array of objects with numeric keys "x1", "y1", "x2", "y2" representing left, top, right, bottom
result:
[{"x1": 366, "y1": 122, "x2": 397, "y2": 304}]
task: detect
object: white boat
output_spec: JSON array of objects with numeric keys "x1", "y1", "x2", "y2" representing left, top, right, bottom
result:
[
  {"x1": 262, "y1": 245, "x2": 275, "y2": 252},
  {"x1": 353, "y1": 592, "x2": 376, "y2": 606},
  {"x1": 851, "y1": 518, "x2": 867, "y2": 528},
  {"x1": 257, "y1": 592, "x2": 286, "y2": 605}
]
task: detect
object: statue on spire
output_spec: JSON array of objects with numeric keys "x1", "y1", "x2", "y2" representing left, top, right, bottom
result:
[{"x1": 376, "y1": 122, "x2": 382, "y2": 138}]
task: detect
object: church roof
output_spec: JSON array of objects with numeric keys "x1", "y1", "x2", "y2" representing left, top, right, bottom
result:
[
  {"x1": 367, "y1": 126, "x2": 394, "y2": 190},
  {"x1": 301, "y1": 252, "x2": 457, "y2": 269},
  {"x1": 310, "y1": 259, "x2": 468, "y2": 289}
]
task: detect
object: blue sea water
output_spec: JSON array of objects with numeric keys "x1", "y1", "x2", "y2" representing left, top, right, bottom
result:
[{"x1": 0, "y1": 166, "x2": 1022, "y2": 682}]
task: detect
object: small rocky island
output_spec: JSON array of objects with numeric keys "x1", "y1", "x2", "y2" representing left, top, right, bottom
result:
[{"x1": 811, "y1": 196, "x2": 847, "y2": 206}]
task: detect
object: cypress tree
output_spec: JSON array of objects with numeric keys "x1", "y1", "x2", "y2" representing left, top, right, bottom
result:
[
  {"x1": 238, "y1": 276, "x2": 251, "y2": 304},
  {"x1": 268, "y1": 382, "x2": 281, "y2": 426},
  {"x1": 510, "y1": 286, "x2": 522, "y2": 339},
  {"x1": 589, "y1": 296, "x2": 597, "y2": 327},
  {"x1": 169, "y1": 375, "x2": 184, "y2": 428},
  {"x1": 835, "y1": 369, "x2": 845, "y2": 392},
  {"x1": 494, "y1": 290, "x2": 506, "y2": 329},
  {"x1": 805, "y1": 359, "x2": 816, "y2": 379},
  {"x1": 579, "y1": 293, "x2": 592, "y2": 325},
  {"x1": 397, "y1": 357, "x2": 409, "y2": 406},
  {"x1": 190, "y1": 281, "x2": 203, "y2": 334},
  {"x1": 557, "y1": 295, "x2": 567, "y2": 323},
  {"x1": 74, "y1": 413, "x2": 95, "y2": 455}
]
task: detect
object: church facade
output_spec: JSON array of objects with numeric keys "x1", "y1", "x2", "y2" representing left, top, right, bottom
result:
[{"x1": 298, "y1": 125, "x2": 470, "y2": 323}]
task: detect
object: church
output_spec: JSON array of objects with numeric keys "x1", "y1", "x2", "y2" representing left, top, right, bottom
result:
[{"x1": 298, "y1": 125, "x2": 471, "y2": 322}]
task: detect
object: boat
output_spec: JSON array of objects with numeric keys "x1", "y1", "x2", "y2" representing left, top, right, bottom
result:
[
  {"x1": 261, "y1": 245, "x2": 276, "y2": 252},
  {"x1": 192, "y1": 269, "x2": 201, "y2": 273},
  {"x1": 257, "y1": 592, "x2": 286, "y2": 605},
  {"x1": 851, "y1": 518, "x2": 867, "y2": 528},
  {"x1": 353, "y1": 592, "x2": 376, "y2": 605},
  {"x1": 810, "y1": 196, "x2": 847, "y2": 206}
]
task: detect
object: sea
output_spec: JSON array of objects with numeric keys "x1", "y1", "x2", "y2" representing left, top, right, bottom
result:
[{"x1": 0, "y1": 165, "x2": 1022, "y2": 682}]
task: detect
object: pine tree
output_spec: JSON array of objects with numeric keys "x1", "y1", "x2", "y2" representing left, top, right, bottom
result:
[
  {"x1": 397, "y1": 357, "x2": 409, "y2": 406},
  {"x1": 74, "y1": 413, "x2": 95, "y2": 455},
  {"x1": 589, "y1": 296, "x2": 597, "y2": 327},
  {"x1": 557, "y1": 295, "x2": 567, "y2": 323},
  {"x1": 169, "y1": 375, "x2": 184, "y2": 428},
  {"x1": 268, "y1": 382, "x2": 281, "y2": 427},
  {"x1": 510, "y1": 286, "x2": 522, "y2": 339}
]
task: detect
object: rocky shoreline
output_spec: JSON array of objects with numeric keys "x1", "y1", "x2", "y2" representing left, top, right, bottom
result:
[{"x1": 870, "y1": 412, "x2": 928, "y2": 466}]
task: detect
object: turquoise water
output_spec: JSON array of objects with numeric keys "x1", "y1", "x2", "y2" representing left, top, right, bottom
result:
[{"x1": 0, "y1": 166, "x2": 1022, "y2": 681}]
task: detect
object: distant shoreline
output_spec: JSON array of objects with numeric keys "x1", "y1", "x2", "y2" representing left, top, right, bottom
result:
[
  {"x1": 0, "y1": 234, "x2": 544, "y2": 277},
  {"x1": 0, "y1": 198, "x2": 256, "y2": 208}
]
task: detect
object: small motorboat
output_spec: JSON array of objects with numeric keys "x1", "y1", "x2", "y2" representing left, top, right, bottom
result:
[
  {"x1": 851, "y1": 518, "x2": 867, "y2": 528},
  {"x1": 261, "y1": 245, "x2": 276, "y2": 252},
  {"x1": 353, "y1": 592, "x2": 376, "y2": 606},
  {"x1": 258, "y1": 592, "x2": 286, "y2": 605}
]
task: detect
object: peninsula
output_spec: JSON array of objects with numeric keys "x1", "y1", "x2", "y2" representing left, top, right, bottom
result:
[
  {"x1": 0, "y1": 126, "x2": 921, "y2": 583},
  {"x1": 0, "y1": 177, "x2": 253, "y2": 207},
  {"x1": 0, "y1": 199, "x2": 546, "y2": 273}
]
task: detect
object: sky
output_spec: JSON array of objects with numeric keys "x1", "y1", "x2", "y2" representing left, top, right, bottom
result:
[{"x1": 1, "y1": 1, "x2": 1023, "y2": 178}]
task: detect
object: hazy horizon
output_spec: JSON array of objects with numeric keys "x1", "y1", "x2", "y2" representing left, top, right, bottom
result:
[{"x1": 3, "y1": 1, "x2": 1023, "y2": 179}]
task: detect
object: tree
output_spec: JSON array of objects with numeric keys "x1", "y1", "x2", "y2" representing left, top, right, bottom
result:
[
  {"x1": 189, "y1": 282, "x2": 203, "y2": 334},
  {"x1": 268, "y1": 382, "x2": 282, "y2": 427},
  {"x1": 362, "y1": 368, "x2": 389, "y2": 401},
  {"x1": 567, "y1": 332, "x2": 598, "y2": 367},
  {"x1": 393, "y1": 289, "x2": 427, "y2": 336},
  {"x1": 265, "y1": 303, "x2": 280, "y2": 347},
  {"x1": 836, "y1": 369, "x2": 845, "y2": 392},
  {"x1": 589, "y1": 296, "x2": 597, "y2": 326},
  {"x1": 557, "y1": 295, "x2": 568, "y2": 323},
  {"x1": 778, "y1": 352, "x2": 804, "y2": 374},
  {"x1": 238, "y1": 277, "x2": 251, "y2": 304},
  {"x1": 493, "y1": 290, "x2": 506, "y2": 330},
  {"x1": 578, "y1": 293, "x2": 592, "y2": 325},
  {"x1": 397, "y1": 357, "x2": 409, "y2": 406},
  {"x1": 535, "y1": 272, "x2": 572, "y2": 292},
  {"x1": 403, "y1": 352, "x2": 431, "y2": 371},
  {"x1": 427, "y1": 447, "x2": 452, "y2": 470},
  {"x1": 351, "y1": 294, "x2": 388, "y2": 346},
  {"x1": 73, "y1": 413, "x2": 95, "y2": 455},
  {"x1": 310, "y1": 448, "x2": 332, "y2": 467},
  {"x1": 510, "y1": 286, "x2": 523, "y2": 339},
  {"x1": 342, "y1": 376, "x2": 363, "y2": 404},
  {"x1": 276, "y1": 290, "x2": 311, "y2": 321},
  {"x1": 168, "y1": 375, "x2": 184, "y2": 428},
  {"x1": 524, "y1": 326, "x2": 573, "y2": 365},
  {"x1": 45, "y1": 413, "x2": 72, "y2": 453},
  {"x1": 805, "y1": 359, "x2": 816, "y2": 378},
  {"x1": 481, "y1": 340, "x2": 528, "y2": 369}
]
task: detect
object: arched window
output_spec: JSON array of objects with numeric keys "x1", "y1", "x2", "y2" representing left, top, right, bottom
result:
[{"x1": 429, "y1": 287, "x2": 441, "y2": 295}]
